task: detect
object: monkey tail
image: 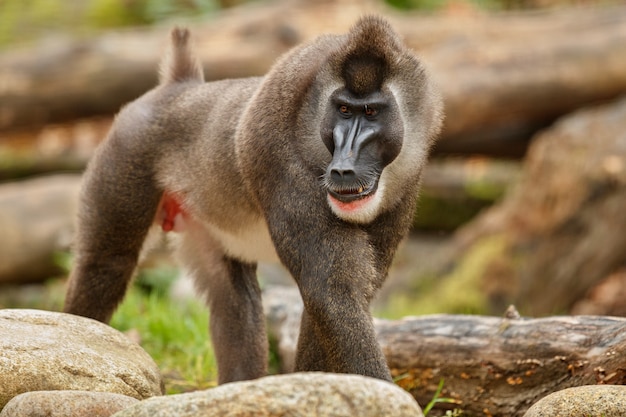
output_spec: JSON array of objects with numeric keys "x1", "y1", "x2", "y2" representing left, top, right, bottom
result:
[{"x1": 158, "y1": 27, "x2": 205, "y2": 85}]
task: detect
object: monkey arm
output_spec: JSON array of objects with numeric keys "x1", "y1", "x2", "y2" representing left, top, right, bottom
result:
[{"x1": 260, "y1": 181, "x2": 392, "y2": 381}]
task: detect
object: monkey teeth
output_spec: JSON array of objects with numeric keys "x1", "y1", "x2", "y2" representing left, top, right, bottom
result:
[
  {"x1": 335, "y1": 186, "x2": 367, "y2": 197},
  {"x1": 327, "y1": 181, "x2": 378, "y2": 204}
]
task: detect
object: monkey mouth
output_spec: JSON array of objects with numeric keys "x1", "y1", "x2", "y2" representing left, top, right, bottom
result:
[{"x1": 327, "y1": 181, "x2": 378, "y2": 204}]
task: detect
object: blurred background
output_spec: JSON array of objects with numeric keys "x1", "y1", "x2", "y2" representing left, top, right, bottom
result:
[{"x1": 0, "y1": 0, "x2": 625, "y2": 392}]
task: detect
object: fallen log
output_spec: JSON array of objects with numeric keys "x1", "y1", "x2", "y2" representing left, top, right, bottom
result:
[
  {"x1": 1, "y1": 1, "x2": 625, "y2": 156},
  {"x1": 378, "y1": 314, "x2": 626, "y2": 417},
  {"x1": 0, "y1": 117, "x2": 110, "y2": 180},
  {"x1": 0, "y1": 174, "x2": 81, "y2": 284},
  {"x1": 263, "y1": 287, "x2": 626, "y2": 417}
]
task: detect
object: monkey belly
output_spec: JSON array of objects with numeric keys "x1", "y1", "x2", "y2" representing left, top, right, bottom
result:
[
  {"x1": 204, "y1": 220, "x2": 280, "y2": 263},
  {"x1": 156, "y1": 193, "x2": 279, "y2": 263}
]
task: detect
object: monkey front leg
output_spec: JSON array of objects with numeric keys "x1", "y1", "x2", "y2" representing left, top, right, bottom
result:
[
  {"x1": 293, "y1": 309, "x2": 328, "y2": 372},
  {"x1": 264, "y1": 197, "x2": 392, "y2": 380},
  {"x1": 295, "y1": 278, "x2": 392, "y2": 381}
]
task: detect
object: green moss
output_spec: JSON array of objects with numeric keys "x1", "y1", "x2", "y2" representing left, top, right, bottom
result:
[
  {"x1": 86, "y1": 0, "x2": 150, "y2": 28},
  {"x1": 0, "y1": 149, "x2": 36, "y2": 175},
  {"x1": 465, "y1": 179, "x2": 508, "y2": 201},
  {"x1": 414, "y1": 174, "x2": 511, "y2": 231},
  {"x1": 413, "y1": 190, "x2": 493, "y2": 231},
  {"x1": 376, "y1": 235, "x2": 509, "y2": 318},
  {"x1": 385, "y1": 0, "x2": 503, "y2": 11}
]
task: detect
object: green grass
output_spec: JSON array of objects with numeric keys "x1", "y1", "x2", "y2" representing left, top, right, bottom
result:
[
  {"x1": 110, "y1": 269, "x2": 218, "y2": 393},
  {"x1": 0, "y1": 255, "x2": 219, "y2": 394},
  {"x1": 422, "y1": 379, "x2": 465, "y2": 416}
]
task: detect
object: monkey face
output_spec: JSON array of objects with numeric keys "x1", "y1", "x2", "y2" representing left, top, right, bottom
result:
[{"x1": 321, "y1": 87, "x2": 403, "y2": 223}]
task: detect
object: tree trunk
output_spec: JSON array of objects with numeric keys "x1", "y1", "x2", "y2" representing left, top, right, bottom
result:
[
  {"x1": 423, "y1": 96, "x2": 626, "y2": 317},
  {"x1": 1, "y1": 2, "x2": 625, "y2": 156},
  {"x1": 0, "y1": 117, "x2": 110, "y2": 180}
]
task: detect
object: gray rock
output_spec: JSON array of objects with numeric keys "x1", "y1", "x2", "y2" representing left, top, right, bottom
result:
[
  {"x1": 523, "y1": 385, "x2": 626, "y2": 417},
  {"x1": 0, "y1": 390, "x2": 139, "y2": 417},
  {"x1": 112, "y1": 372, "x2": 423, "y2": 417},
  {"x1": 0, "y1": 309, "x2": 163, "y2": 409},
  {"x1": 262, "y1": 285, "x2": 302, "y2": 373}
]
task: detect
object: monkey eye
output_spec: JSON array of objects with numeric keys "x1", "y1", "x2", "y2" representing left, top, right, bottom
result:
[
  {"x1": 364, "y1": 105, "x2": 378, "y2": 118},
  {"x1": 338, "y1": 105, "x2": 351, "y2": 117}
]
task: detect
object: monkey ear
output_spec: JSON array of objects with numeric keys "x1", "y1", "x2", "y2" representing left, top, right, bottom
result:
[{"x1": 331, "y1": 16, "x2": 404, "y2": 96}]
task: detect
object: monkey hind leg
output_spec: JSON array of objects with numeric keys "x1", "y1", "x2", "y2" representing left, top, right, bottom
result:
[
  {"x1": 209, "y1": 259, "x2": 267, "y2": 384},
  {"x1": 176, "y1": 231, "x2": 268, "y2": 384},
  {"x1": 64, "y1": 140, "x2": 162, "y2": 323}
]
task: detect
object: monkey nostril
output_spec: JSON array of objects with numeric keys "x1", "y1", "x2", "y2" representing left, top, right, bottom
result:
[{"x1": 330, "y1": 168, "x2": 356, "y2": 183}]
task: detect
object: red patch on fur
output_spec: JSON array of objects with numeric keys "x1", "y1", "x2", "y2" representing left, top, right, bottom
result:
[{"x1": 160, "y1": 193, "x2": 184, "y2": 232}]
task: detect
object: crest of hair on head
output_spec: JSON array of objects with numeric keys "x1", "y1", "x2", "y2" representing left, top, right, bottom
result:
[
  {"x1": 335, "y1": 16, "x2": 404, "y2": 96},
  {"x1": 159, "y1": 27, "x2": 205, "y2": 84}
]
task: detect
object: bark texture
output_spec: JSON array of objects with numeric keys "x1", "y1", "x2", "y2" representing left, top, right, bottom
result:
[
  {"x1": 417, "y1": 96, "x2": 626, "y2": 317},
  {"x1": 379, "y1": 314, "x2": 626, "y2": 417}
]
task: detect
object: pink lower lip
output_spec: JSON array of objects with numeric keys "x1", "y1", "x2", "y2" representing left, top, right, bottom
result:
[{"x1": 328, "y1": 193, "x2": 374, "y2": 212}]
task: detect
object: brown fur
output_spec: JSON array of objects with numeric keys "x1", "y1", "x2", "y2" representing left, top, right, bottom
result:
[{"x1": 64, "y1": 16, "x2": 443, "y2": 384}]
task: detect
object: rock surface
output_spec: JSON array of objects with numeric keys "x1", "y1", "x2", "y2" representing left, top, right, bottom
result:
[
  {"x1": 0, "y1": 390, "x2": 139, "y2": 417},
  {"x1": 0, "y1": 309, "x2": 163, "y2": 409},
  {"x1": 111, "y1": 372, "x2": 423, "y2": 417},
  {"x1": 523, "y1": 385, "x2": 626, "y2": 417},
  {"x1": 262, "y1": 285, "x2": 303, "y2": 373}
]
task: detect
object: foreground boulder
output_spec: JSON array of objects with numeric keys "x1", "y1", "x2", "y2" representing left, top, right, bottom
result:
[
  {"x1": 0, "y1": 309, "x2": 163, "y2": 409},
  {"x1": 112, "y1": 373, "x2": 423, "y2": 417},
  {"x1": 523, "y1": 385, "x2": 626, "y2": 417},
  {"x1": 0, "y1": 391, "x2": 139, "y2": 417}
]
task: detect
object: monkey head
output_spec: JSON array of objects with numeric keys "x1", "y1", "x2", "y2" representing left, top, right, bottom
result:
[
  {"x1": 320, "y1": 86, "x2": 403, "y2": 223},
  {"x1": 317, "y1": 18, "x2": 436, "y2": 225}
]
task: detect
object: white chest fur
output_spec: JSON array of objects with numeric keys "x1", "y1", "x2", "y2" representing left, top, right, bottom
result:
[{"x1": 204, "y1": 219, "x2": 280, "y2": 263}]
